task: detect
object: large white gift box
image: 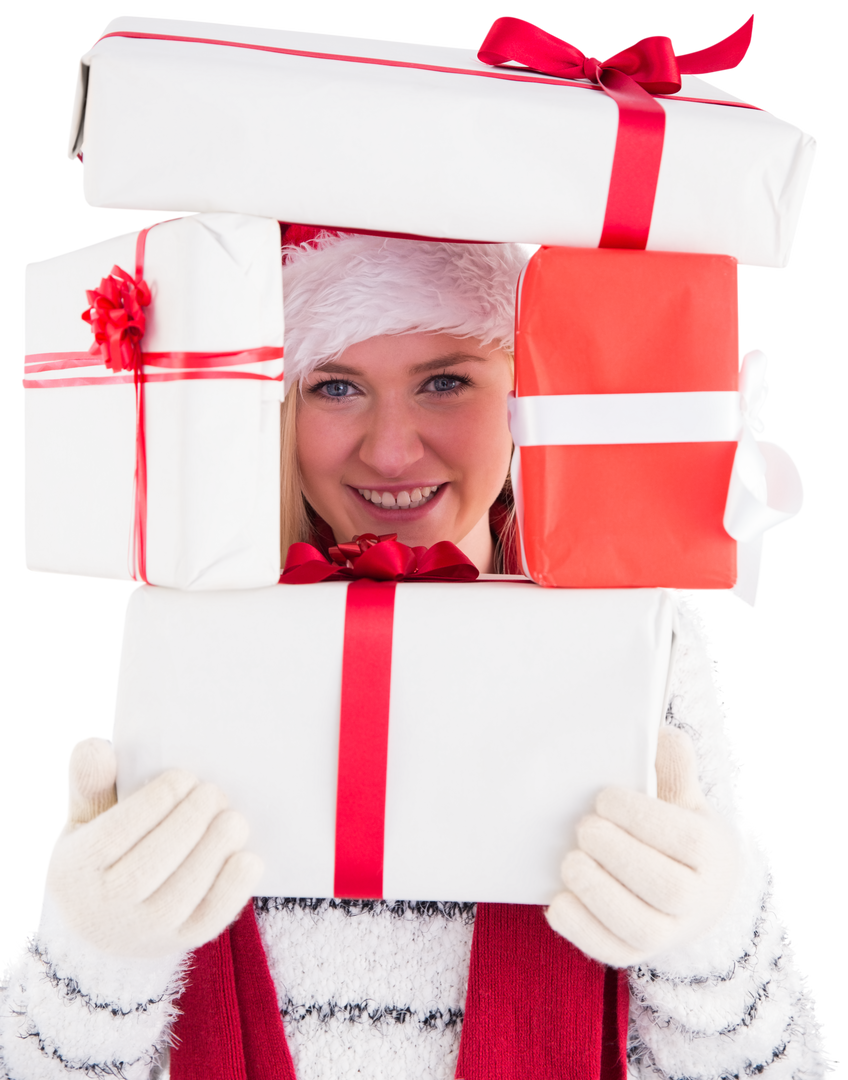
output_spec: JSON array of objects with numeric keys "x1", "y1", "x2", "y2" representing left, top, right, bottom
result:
[
  {"x1": 113, "y1": 581, "x2": 676, "y2": 904},
  {"x1": 25, "y1": 213, "x2": 284, "y2": 589},
  {"x1": 70, "y1": 17, "x2": 814, "y2": 266}
]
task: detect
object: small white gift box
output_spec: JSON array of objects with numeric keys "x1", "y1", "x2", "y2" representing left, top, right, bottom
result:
[
  {"x1": 70, "y1": 17, "x2": 814, "y2": 266},
  {"x1": 113, "y1": 581, "x2": 676, "y2": 904},
  {"x1": 25, "y1": 213, "x2": 284, "y2": 589}
]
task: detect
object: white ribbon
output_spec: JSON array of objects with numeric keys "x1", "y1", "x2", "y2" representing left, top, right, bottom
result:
[
  {"x1": 508, "y1": 391, "x2": 742, "y2": 446},
  {"x1": 722, "y1": 351, "x2": 803, "y2": 602},
  {"x1": 508, "y1": 350, "x2": 802, "y2": 603}
]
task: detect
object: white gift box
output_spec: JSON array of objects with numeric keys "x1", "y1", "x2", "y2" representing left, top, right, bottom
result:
[
  {"x1": 113, "y1": 581, "x2": 676, "y2": 904},
  {"x1": 71, "y1": 17, "x2": 814, "y2": 267},
  {"x1": 25, "y1": 213, "x2": 284, "y2": 589}
]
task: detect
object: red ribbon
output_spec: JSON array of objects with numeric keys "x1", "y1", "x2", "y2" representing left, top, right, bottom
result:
[
  {"x1": 281, "y1": 532, "x2": 480, "y2": 583},
  {"x1": 281, "y1": 535, "x2": 477, "y2": 897},
  {"x1": 79, "y1": 230, "x2": 153, "y2": 582},
  {"x1": 334, "y1": 579, "x2": 396, "y2": 898},
  {"x1": 23, "y1": 346, "x2": 286, "y2": 387},
  {"x1": 477, "y1": 16, "x2": 754, "y2": 249}
]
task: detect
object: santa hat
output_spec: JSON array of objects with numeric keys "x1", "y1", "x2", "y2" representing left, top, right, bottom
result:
[{"x1": 280, "y1": 226, "x2": 529, "y2": 389}]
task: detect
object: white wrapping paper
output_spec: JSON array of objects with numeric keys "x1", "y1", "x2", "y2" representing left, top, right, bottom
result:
[
  {"x1": 71, "y1": 17, "x2": 814, "y2": 266},
  {"x1": 25, "y1": 213, "x2": 284, "y2": 589},
  {"x1": 114, "y1": 581, "x2": 676, "y2": 904}
]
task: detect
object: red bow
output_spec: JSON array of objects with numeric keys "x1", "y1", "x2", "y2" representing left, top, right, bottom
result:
[
  {"x1": 82, "y1": 265, "x2": 152, "y2": 373},
  {"x1": 281, "y1": 533, "x2": 480, "y2": 583},
  {"x1": 478, "y1": 16, "x2": 753, "y2": 251},
  {"x1": 477, "y1": 16, "x2": 753, "y2": 95}
]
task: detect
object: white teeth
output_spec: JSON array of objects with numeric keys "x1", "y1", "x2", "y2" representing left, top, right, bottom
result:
[{"x1": 356, "y1": 485, "x2": 440, "y2": 510}]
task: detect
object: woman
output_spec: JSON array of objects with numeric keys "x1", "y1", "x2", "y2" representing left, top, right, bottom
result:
[
  {"x1": 0, "y1": 234, "x2": 824, "y2": 1079},
  {"x1": 278, "y1": 231, "x2": 521, "y2": 575}
]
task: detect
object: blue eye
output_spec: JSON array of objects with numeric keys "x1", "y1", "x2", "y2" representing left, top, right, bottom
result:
[
  {"x1": 426, "y1": 373, "x2": 471, "y2": 395},
  {"x1": 431, "y1": 376, "x2": 460, "y2": 392},
  {"x1": 312, "y1": 379, "x2": 355, "y2": 398}
]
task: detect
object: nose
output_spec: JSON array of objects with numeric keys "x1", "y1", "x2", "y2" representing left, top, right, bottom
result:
[{"x1": 357, "y1": 397, "x2": 426, "y2": 478}]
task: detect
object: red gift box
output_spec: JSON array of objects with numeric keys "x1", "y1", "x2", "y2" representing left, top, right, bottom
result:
[{"x1": 512, "y1": 246, "x2": 741, "y2": 589}]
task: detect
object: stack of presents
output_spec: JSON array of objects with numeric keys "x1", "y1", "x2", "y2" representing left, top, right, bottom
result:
[{"x1": 24, "y1": 16, "x2": 812, "y2": 904}]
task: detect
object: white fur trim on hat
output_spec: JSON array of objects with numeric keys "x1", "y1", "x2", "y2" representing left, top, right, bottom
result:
[{"x1": 281, "y1": 234, "x2": 529, "y2": 389}]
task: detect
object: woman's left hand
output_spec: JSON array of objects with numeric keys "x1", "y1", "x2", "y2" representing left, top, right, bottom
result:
[{"x1": 546, "y1": 726, "x2": 739, "y2": 968}]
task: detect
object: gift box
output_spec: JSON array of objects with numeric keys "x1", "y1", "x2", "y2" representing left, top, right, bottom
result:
[
  {"x1": 25, "y1": 213, "x2": 285, "y2": 589},
  {"x1": 510, "y1": 245, "x2": 802, "y2": 592},
  {"x1": 113, "y1": 581, "x2": 676, "y2": 904},
  {"x1": 70, "y1": 16, "x2": 813, "y2": 266}
]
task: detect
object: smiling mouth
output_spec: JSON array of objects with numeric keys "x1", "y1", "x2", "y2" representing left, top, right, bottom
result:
[{"x1": 356, "y1": 485, "x2": 441, "y2": 510}]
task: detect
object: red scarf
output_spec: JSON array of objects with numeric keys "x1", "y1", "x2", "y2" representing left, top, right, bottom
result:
[
  {"x1": 170, "y1": 506, "x2": 629, "y2": 1078},
  {"x1": 171, "y1": 903, "x2": 628, "y2": 1080}
]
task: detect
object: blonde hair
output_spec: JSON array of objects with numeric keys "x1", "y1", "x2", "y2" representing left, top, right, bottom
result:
[{"x1": 279, "y1": 387, "x2": 311, "y2": 562}]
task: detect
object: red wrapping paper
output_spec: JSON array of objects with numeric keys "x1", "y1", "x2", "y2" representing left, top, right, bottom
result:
[{"x1": 514, "y1": 246, "x2": 738, "y2": 588}]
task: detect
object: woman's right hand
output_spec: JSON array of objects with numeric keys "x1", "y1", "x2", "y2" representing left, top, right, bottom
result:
[{"x1": 46, "y1": 738, "x2": 263, "y2": 958}]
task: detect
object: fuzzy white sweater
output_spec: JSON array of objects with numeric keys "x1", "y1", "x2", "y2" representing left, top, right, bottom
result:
[{"x1": 0, "y1": 606, "x2": 827, "y2": 1079}]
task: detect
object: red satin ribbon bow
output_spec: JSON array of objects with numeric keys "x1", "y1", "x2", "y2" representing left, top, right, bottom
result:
[
  {"x1": 478, "y1": 16, "x2": 753, "y2": 249},
  {"x1": 82, "y1": 264, "x2": 152, "y2": 373},
  {"x1": 477, "y1": 16, "x2": 753, "y2": 94},
  {"x1": 281, "y1": 533, "x2": 480, "y2": 583}
]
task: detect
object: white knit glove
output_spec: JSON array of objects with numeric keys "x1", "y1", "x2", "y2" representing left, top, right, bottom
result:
[
  {"x1": 46, "y1": 738, "x2": 263, "y2": 958},
  {"x1": 546, "y1": 726, "x2": 739, "y2": 967}
]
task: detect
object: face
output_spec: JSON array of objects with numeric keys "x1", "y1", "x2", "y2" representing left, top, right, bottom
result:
[{"x1": 296, "y1": 332, "x2": 514, "y2": 572}]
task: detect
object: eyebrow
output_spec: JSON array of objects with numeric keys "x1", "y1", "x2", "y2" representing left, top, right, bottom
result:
[{"x1": 314, "y1": 352, "x2": 489, "y2": 378}]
